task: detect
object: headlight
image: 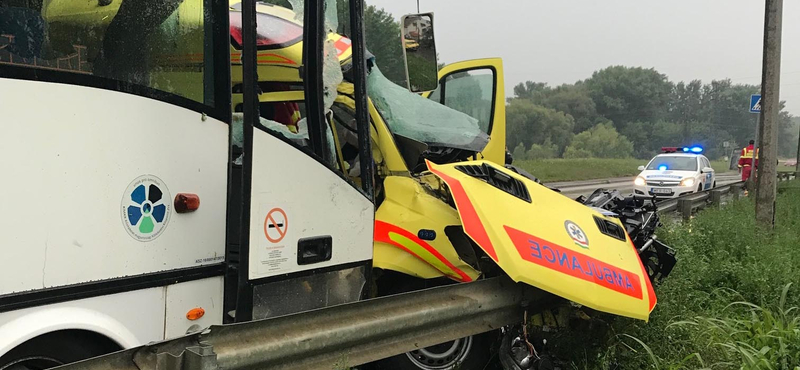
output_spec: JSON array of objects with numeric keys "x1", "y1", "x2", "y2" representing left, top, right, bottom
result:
[
  {"x1": 680, "y1": 178, "x2": 695, "y2": 187},
  {"x1": 634, "y1": 177, "x2": 646, "y2": 186}
]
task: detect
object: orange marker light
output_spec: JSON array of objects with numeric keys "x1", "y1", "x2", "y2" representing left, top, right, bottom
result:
[
  {"x1": 186, "y1": 307, "x2": 205, "y2": 321},
  {"x1": 174, "y1": 193, "x2": 200, "y2": 213}
]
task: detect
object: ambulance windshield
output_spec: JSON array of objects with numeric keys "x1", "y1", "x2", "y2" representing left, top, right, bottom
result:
[{"x1": 367, "y1": 67, "x2": 490, "y2": 152}]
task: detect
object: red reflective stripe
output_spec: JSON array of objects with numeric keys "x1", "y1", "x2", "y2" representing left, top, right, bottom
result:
[
  {"x1": 374, "y1": 220, "x2": 472, "y2": 282},
  {"x1": 427, "y1": 161, "x2": 498, "y2": 262},
  {"x1": 505, "y1": 226, "x2": 643, "y2": 300},
  {"x1": 628, "y1": 237, "x2": 657, "y2": 312},
  {"x1": 334, "y1": 37, "x2": 352, "y2": 57}
]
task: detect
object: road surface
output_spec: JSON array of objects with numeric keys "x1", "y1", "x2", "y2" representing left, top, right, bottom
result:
[{"x1": 549, "y1": 172, "x2": 742, "y2": 199}]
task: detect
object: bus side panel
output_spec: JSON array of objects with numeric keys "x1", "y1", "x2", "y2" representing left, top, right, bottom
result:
[
  {"x1": 0, "y1": 286, "x2": 166, "y2": 356},
  {"x1": 0, "y1": 78, "x2": 228, "y2": 295},
  {"x1": 164, "y1": 276, "x2": 223, "y2": 338}
]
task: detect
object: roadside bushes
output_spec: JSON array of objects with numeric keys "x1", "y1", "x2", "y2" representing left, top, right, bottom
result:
[{"x1": 556, "y1": 182, "x2": 800, "y2": 369}]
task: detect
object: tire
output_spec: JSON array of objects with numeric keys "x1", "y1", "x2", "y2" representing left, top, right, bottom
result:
[
  {"x1": 0, "y1": 331, "x2": 119, "y2": 370},
  {"x1": 367, "y1": 272, "x2": 496, "y2": 370},
  {"x1": 371, "y1": 332, "x2": 494, "y2": 370},
  {"x1": 713, "y1": 181, "x2": 717, "y2": 189},
  {"x1": 698, "y1": 184, "x2": 703, "y2": 192}
]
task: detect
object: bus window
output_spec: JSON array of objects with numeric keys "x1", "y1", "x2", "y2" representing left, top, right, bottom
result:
[{"x1": 0, "y1": 0, "x2": 225, "y2": 113}]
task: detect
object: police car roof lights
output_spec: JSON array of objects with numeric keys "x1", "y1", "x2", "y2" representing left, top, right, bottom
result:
[{"x1": 661, "y1": 146, "x2": 703, "y2": 154}]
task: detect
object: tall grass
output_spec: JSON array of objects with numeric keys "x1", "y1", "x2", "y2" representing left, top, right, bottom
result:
[{"x1": 549, "y1": 181, "x2": 800, "y2": 369}]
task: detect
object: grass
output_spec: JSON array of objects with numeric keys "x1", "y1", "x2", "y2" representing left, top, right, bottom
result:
[
  {"x1": 542, "y1": 180, "x2": 800, "y2": 369},
  {"x1": 515, "y1": 158, "x2": 733, "y2": 183}
]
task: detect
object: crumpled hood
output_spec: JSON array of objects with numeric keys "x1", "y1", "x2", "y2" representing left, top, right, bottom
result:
[{"x1": 427, "y1": 160, "x2": 657, "y2": 321}]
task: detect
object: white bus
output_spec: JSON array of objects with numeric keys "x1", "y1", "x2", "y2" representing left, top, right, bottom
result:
[{"x1": 0, "y1": 0, "x2": 374, "y2": 368}]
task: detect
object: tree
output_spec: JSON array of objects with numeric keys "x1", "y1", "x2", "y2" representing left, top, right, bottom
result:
[
  {"x1": 563, "y1": 122, "x2": 634, "y2": 158},
  {"x1": 543, "y1": 85, "x2": 600, "y2": 133},
  {"x1": 511, "y1": 81, "x2": 550, "y2": 103},
  {"x1": 506, "y1": 99, "x2": 575, "y2": 156},
  {"x1": 668, "y1": 80, "x2": 704, "y2": 140},
  {"x1": 778, "y1": 113, "x2": 799, "y2": 158},
  {"x1": 336, "y1": 2, "x2": 406, "y2": 86},
  {"x1": 526, "y1": 141, "x2": 559, "y2": 159},
  {"x1": 511, "y1": 143, "x2": 528, "y2": 161},
  {"x1": 583, "y1": 66, "x2": 673, "y2": 129},
  {"x1": 266, "y1": 0, "x2": 407, "y2": 86}
]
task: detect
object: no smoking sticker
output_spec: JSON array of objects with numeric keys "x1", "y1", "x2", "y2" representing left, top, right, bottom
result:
[{"x1": 264, "y1": 208, "x2": 288, "y2": 243}]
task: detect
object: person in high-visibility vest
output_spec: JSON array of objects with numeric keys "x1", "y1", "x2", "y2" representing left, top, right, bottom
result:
[{"x1": 737, "y1": 140, "x2": 759, "y2": 183}]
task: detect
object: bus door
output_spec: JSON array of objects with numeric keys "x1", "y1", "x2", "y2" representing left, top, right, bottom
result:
[{"x1": 225, "y1": 0, "x2": 374, "y2": 322}]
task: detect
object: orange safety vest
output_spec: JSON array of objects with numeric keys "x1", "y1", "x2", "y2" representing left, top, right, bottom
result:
[{"x1": 738, "y1": 145, "x2": 759, "y2": 167}]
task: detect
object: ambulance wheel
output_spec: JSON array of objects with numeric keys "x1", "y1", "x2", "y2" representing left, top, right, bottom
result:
[
  {"x1": 0, "y1": 330, "x2": 119, "y2": 370},
  {"x1": 698, "y1": 184, "x2": 702, "y2": 192},
  {"x1": 367, "y1": 272, "x2": 495, "y2": 370},
  {"x1": 370, "y1": 332, "x2": 493, "y2": 370},
  {"x1": 713, "y1": 181, "x2": 717, "y2": 189}
]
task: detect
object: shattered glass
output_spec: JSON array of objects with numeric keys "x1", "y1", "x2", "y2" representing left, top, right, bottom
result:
[
  {"x1": 322, "y1": 0, "x2": 343, "y2": 110},
  {"x1": 231, "y1": 113, "x2": 336, "y2": 159},
  {"x1": 287, "y1": 0, "x2": 304, "y2": 21},
  {"x1": 0, "y1": 0, "x2": 214, "y2": 105},
  {"x1": 368, "y1": 67, "x2": 490, "y2": 152}
]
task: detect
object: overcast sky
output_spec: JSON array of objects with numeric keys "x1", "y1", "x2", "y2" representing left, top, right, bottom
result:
[{"x1": 366, "y1": 0, "x2": 800, "y2": 115}]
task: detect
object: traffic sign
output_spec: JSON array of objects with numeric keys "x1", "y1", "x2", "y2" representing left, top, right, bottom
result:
[{"x1": 750, "y1": 94, "x2": 762, "y2": 113}]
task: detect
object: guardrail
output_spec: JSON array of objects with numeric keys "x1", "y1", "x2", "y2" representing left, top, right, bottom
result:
[
  {"x1": 778, "y1": 171, "x2": 798, "y2": 181},
  {"x1": 656, "y1": 181, "x2": 744, "y2": 220},
  {"x1": 660, "y1": 172, "x2": 799, "y2": 219},
  {"x1": 54, "y1": 277, "x2": 545, "y2": 370}
]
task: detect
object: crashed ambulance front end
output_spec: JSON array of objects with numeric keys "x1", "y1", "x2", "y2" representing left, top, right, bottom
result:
[
  {"x1": 367, "y1": 65, "x2": 663, "y2": 323},
  {"x1": 426, "y1": 160, "x2": 657, "y2": 321}
]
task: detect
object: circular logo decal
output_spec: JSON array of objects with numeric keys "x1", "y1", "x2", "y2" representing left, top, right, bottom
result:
[
  {"x1": 564, "y1": 220, "x2": 589, "y2": 249},
  {"x1": 121, "y1": 175, "x2": 171, "y2": 241}
]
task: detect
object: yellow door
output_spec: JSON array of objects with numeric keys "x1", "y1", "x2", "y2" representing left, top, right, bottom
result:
[{"x1": 425, "y1": 58, "x2": 506, "y2": 165}]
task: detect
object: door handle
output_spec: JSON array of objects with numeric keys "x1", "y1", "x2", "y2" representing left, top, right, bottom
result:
[{"x1": 297, "y1": 236, "x2": 333, "y2": 265}]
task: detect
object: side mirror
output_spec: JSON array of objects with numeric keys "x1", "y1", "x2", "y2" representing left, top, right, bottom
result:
[
  {"x1": 701, "y1": 167, "x2": 714, "y2": 174},
  {"x1": 637, "y1": 165, "x2": 646, "y2": 171},
  {"x1": 401, "y1": 13, "x2": 438, "y2": 92}
]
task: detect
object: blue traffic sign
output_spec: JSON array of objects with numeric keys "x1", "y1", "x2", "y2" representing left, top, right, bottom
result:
[{"x1": 750, "y1": 94, "x2": 762, "y2": 113}]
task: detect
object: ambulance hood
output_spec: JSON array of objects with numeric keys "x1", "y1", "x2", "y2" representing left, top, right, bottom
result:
[{"x1": 427, "y1": 160, "x2": 657, "y2": 321}]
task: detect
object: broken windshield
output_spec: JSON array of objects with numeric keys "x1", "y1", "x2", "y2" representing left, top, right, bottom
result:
[{"x1": 367, "y1": 66, "x2": 489, "y2": 153}]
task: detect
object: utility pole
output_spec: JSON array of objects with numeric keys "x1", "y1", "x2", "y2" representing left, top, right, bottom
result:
[{"x1": 755, "y1": 0, "x2": 783, "y2": 228}]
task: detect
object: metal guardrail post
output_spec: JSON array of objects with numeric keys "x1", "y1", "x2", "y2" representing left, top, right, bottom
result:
[
  {"x1": 678, "y1": 198, "x2": 693, "y2": 220},
  {"x1": 710, "y1": 189, "x2": 723, "y2": 207}
]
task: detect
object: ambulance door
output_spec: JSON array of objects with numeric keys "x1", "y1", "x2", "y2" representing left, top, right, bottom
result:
[{"x1": 427, "y1": 58, "x2": 506, "y2": 165}]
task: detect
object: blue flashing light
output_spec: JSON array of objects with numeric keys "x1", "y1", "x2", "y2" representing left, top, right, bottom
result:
[
  {"x1": 689, "y1": 146, "x2": 703, "y2": 153},
  {"x1": 683, "y1": 147, "x2": 690, "y2": 152},
  {"x1": 658, "y1": 165, "x2": 668, "y2": 171}
]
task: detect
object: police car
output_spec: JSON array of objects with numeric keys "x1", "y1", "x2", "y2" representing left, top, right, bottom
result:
[{"x1": 633, "y1": 146, "x2": 716, "y2": 198}]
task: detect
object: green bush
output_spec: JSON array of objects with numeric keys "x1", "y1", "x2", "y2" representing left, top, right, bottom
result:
[
  {"x1": 563, "y1": 122, "x2": 634, "y2": 159},
  {"x1": 527, "y1": 142, "x2": 559, "y2": 159}
]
